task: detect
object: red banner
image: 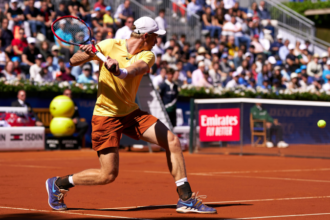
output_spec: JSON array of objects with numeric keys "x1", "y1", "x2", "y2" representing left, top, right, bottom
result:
[{"x1": 199, "y1": 109, "x2": 240, "y2": 142}]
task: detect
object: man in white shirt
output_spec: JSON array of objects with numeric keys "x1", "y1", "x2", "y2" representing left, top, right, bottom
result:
[
  {"x1": 192, "y1": 61, "x2": 212, "y2": 87},
  {"x1": 152, "y1": 36, "x2": 165, "y2": 55},
  {"x1": 279, "y1": 39, "x2": 290, "y2": 62},
  {"x1": 322, "y1": 78, "x2": 330, "y2": 92},
  {"x1": 161, "y1": 47, "x2": 177, "y2": 69},
  {"x1": 29, "y1": 54, "x2": 43, "y2": 81},
  {"x1": 155, "y1": 9, "x2": 167, "y2": 32},
  {"x1": 226, "y1": 71, "x2": 239, "y2": 89},
  {"x1": 114, "y1": 17, "x2": 133, "y2": 39},
  {"x1": 153, "y1": 67, "x2": 167, "y2": 90},
  {"x1": 222, "y1": 15, "x2": 250, "y2": 48},
  {"x1": 223, "y1": 0, "x2": 236, "y2": 10},
  {"x1": 187, "y1": 0, "x2": 202, "y2": 17}
]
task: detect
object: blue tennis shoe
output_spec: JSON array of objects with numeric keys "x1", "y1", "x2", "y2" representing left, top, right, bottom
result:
[
  {"x1": 46, "y1": 177, "x2": 68, "y2": 210},
  {"x1": 176, "y1": 192, "x2": 217, "y2": 213}
]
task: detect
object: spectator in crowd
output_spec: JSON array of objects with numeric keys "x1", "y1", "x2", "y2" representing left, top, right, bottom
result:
[
  {"x1": 7, "y1": 0, "x2": 25, "y2": 32},
  {"x1": 77, "y1": 63, "x2": 95, "y2": 83},
  {"x1": 172, "y1": 0, "x2": 186, "y2": 23},
  {"x1": 53, "y1": 19, "x2": 73, "y2": 62},
  {"x1": 299, "y1": 74, "x2": 309, "y2": 91},
  {"x1": 39, "y1": 40, "x2": 51, "y2": 58},
  {"x1": 208, "y1": 61, "x2": 222, "y2": 85},
  {"x1": 187, "y1": 0, "x2": 203, "y2": 18},
  {"x1": 22, "y1": 37, "x2": 41, "y2": 75},
  {"x1": 322, "y1": 77, "x2": 330, "y2": 92},
  {"x1": 287, "y1": 72, "x2": 300, "y2": 90},
  {"x1": 183, "y1": 54, "x2": 197, "y2": 84},
  {"x1": 63, "y1": 88, "x2": 89, "y2": 145},
  {"x1": 159, "y1": 68, "x2": 179, "y2": 127},
  {"x1": 1, "y1": 18, "x2": 13, "y2": 52},
  {"x1": 155, "y1": 9, "x2": 167, "y2": 42},
  {"x1": 114, "y1": 16, "x2": 133, "y2": 39},
  {"x1": 103, "y1": 6, "x2": 120, "y2": 32},
  {"x1": 270, "y1": 34, "x2": 283, "y2": 56},
  {"x1": 55, "y1": 1, "x2": 69, "y2": 19},
  {"x1": 223, "y1": 15, "x2": 250, "y2": 49},
  {"x1": 153, "y1": 67, "x2": 167, "y2": 89},
  {"x1": 320, "y1": 52, "x2": 328, "y2": 70},
  {"x1": 250, "y1": 102, "x2": 288, "y2": 148},
  {"x1": 93, "y1": 0, "x2": 106, "y2": 12},
  {"x1": 1, "y1": 61, "x2": 17, "y2": 81},
  {"x1": 307, "y1": 54, "x2": 322, "y2": 82},
  {"x1": 226, "y1": 71, "x2": 239, "y2": 89},
  {"x1": 286, "y1": 43, "x2": 299, "y2": 74},
  {"x1": 279, "y1": 39, "x2": 290, "y2": 62},
  {"x1": 35, "y1": 62, "x2": 53, "y2": 82},
  {"x1": 192, "y1": 61, "x2": 212, "y2": 88},
  {"x1": 162, "y1": 46, "x2": 177, "y2": 69},
  {"x1": 24, "y1": 0, "x2": 46, "y2": 37},
  {"x1": 11, "y1": 28, "x2": 27, "y2": 56},
  {"x1": 114, "y1": 0, "x2": 133, "y2": 26},
  {"x1": 202, "y1": 6, "x2": 222, "y2": 39},
  {"x1": 322, "y1": 60, "x2": 330, "y2": 83},
  {"x1": 257, "y1": 1, "x2": 271, "y2": 20},
  {"x1": 61, "y1": 63, "x2": 76, "y2": 82},
  {"x1": 11, "y1": 90, "x2": 43, "y2": 126},
  {"x1": 29, "y1": 53, "x2": 43, "y2": 81},
  {"x1": 0, "y1": 44, "x2": 9, "y2": 68},
  {"x1": 152, "y1": 36, "x2": 165, "y2": 55},
  {"x1": 40, "y1": 0, "x2": 54, "y2": 35},
  {"x1": 92, "y1": 7, "x2": 107, "y2": 34}
]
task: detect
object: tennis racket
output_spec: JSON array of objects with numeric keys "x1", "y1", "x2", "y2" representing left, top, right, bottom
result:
[{"x1": 52, "y1": 15, "x2": 116, "y2": 72}]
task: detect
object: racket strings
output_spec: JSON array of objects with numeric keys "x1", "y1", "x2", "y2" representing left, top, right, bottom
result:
[{"x1": 52, "y1": 17, "x2": 90, "y2": 45}]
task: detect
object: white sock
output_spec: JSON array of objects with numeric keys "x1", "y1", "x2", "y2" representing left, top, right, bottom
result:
[
  {"x1": 175, "y1": 177, "x2": 188, "y2": 187},
  {"x1": 68, "y1": 175, "x2": 75, "y2": 186}
]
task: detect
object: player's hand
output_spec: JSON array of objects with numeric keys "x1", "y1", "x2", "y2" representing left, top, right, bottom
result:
[
  {"x1": 105, "y1": 56, "x2": 120, "y2": 75},
  {"x1": 80, "y1": 40, "x2": 96, "y2": 56}
]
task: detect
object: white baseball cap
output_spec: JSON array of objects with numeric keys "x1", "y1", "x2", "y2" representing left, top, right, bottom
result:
[
  {"x1": 321, "y1": 52, "x2": 328, "y2": 58},
  {"x1": 133, "y1": 16, "x2": 166, "y2": 35},
  {"x1": 27, "y1": 37, "x2": 36, "y2": 44},
  {"x1": 224, "y1": 14, "x2": 231, "y2": 21},
  {"x1": 268, "y1": 56, "x2": 276, "y2": 65},
  {"x1": 233, "y1": 71, "x2": 240, "y2": 77},
  {"x1": 198, "y1": 61, "x2": 205, "y2": 67},
  {"x1": 276, "y1": 34, "x2": 283, "y2": 39},
  {"x1": 11, "y1": 0, "x2": 18, "y2": 3},
  {"x1": 291, "y1": 73, "x2": 298, "y2": 79},
  {"x1": 326, "y1": 60, "x2": 330, "y2": 65},
  {"x1": 288, "y1": 44, "x2": 295, "y2": 50},
  {"x1": 299, "y1": 44, "x2": 306, "y2": 50}
]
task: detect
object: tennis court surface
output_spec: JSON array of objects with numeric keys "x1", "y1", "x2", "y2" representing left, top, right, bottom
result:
[{"x1": 1, "y1": 149, "x2": 330, "y2": 220}]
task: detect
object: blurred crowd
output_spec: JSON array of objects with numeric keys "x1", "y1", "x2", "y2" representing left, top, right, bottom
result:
[{"x1": 1, "y1": 0, "x2": 330, "y2": 95}]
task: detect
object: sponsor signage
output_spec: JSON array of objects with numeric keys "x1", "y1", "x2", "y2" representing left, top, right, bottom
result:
[
  {"x1": 199, "y1": 109, "x2": 240, "y2": 142},
  {"x1": 0, "y1": 127, "x2": 45, "y2": 151}
]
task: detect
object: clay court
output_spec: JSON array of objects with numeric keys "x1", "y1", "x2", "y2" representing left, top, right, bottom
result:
[{"x1": 1, "y1": 149, "x2": 330, "y2": 220}]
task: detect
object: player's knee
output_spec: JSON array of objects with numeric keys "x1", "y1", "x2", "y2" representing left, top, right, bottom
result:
[
  {"x1": 168, "y1": 134, "x2": 181, "y2": 153},
  {"x1": 99, "y1": 171, "x2": 118, "y2": 185}
]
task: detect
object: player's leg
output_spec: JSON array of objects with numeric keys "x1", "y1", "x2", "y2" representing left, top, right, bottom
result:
[
  {"x1": 140, "y1": 120, "x2": 216, "y2": 214},
  {"x1": 46, "y1": 147, "x2": 119, "y2": 210}
]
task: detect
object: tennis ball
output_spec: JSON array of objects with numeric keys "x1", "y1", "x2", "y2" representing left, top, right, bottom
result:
[
  {"x1": 50, "y1": 117, "x2": 75, "y2": 137},
  {"x1": 50, "y1": 95, "x2": 75, "y2": 117},
  {"x1": 318, "y1": 120, "x2": 326, "y2": 128}
]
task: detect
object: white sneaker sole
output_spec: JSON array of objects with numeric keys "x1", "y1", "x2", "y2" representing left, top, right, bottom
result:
[
  {"x1": 176, "y1": 207, "x2": 217, "y2": 213},
  {"x1": 45, "y1": 179, "x2": 67, "y2": 211}
]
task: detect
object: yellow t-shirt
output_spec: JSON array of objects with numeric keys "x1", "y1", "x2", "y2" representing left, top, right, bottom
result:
[
  {"x1": 103, "y1": 14, "x2": 117, "y2": 25},
  {"x1": 93, "y1": 39, "x2": 155, "y2": 117}
]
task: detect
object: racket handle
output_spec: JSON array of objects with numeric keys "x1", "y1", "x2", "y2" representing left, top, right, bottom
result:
[
  {"x1": 95, "y1": 51, "x2": 107, "y2": 62},
  {"x1": 95, "y1": 51, "x2": 116, "y2": 72}
]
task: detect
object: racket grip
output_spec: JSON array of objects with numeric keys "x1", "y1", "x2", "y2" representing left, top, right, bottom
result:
[{"x1": 95, "y1": 51, "x2": 107, "y2": 62}]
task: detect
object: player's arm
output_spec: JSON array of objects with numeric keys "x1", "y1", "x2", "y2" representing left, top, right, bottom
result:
[
  {"x1": 104, "y1": 57, "x2": 149, "y2": 79},
  {"x1": 70, "y1": 40, "x2": 101, "y2": 66}
]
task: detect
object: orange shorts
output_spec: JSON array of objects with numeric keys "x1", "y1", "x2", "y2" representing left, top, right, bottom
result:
[{"x1": 91, "y1": 109, "x2": 158, "y2": 151}]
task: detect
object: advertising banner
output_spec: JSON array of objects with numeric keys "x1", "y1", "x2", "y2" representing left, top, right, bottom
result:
[
  {"x1": 0, "y1": 127, "x2": 45, "y2": 151},
  {"x1": 199, "y1": 108, "x2": 240, "y2": 142}
]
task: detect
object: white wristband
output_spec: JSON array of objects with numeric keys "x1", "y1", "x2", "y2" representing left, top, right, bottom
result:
[{"x1": 116, "y1": 68, "x2": 128, "y2": 79}]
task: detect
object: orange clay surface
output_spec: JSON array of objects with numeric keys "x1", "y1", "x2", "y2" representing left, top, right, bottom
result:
[{"x1": 1, "y1": 149, "x2": 330, "y2": 219}]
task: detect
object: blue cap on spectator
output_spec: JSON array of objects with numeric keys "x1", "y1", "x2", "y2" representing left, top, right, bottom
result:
[
  {"x1": 221, "y1": 53, "x2": 228, "y2": 59},
  {"x1": 66, "y1": 62, "x2": 71, "y2": 68},
  {"x1": 106, "y1": 6, "x2": 111, "y2": 11},
  {"x1": 250, "y1": 78, "x2": 256, "y2": 83},
  {"x1": 11, "y1": 56, "x2": 20, "y2": 62},
  {"x1": 301, "y1": 65, "x2": 307, "y2": 70},
  {"x1": 95, "y1": 7, "x2": 101, "y2": 11},
  {"x1": 296, "y1": 68, "x2": 301, "y2": 73}
]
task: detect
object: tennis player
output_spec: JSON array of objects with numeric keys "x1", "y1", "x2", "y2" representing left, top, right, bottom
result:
[{"x1": 46, "y1": 16, "x2": 216, "y2": 214}]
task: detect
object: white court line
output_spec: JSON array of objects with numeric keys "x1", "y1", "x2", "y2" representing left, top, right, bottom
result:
[
  {"x1": 0, "y1": 164, "x2": 61, "y2": 169},
  {"x1": 0, "y1": 206, "x2": 143, "y2": 219},
  {"x1": 237, "y1": 212, "x2": 330, "y2": 219},
  {"x1": 209, "y1": 168, "x2": 330, "y2": 174},
  {"x1": 140, "y1": 170, "x2": 330, "y2": 183},
  {"x1": 101, "y1": 195, "x2": 330, "y2": 210}
]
